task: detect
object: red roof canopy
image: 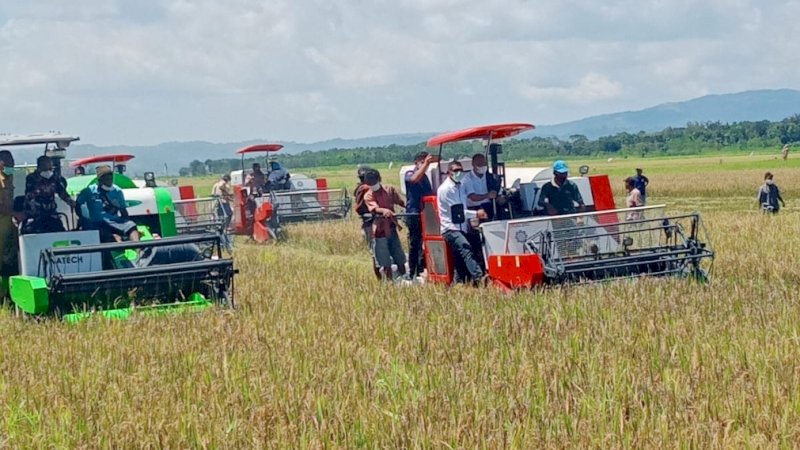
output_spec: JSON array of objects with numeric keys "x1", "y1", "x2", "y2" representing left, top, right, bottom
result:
[
  {"x1": 236, "y1": 144, "x2": 284, "y2": 154},
  {"x1": 427, "y1": 123, "x2": 535, "y2": 147},
  {"x1": 70, "y1": 154, "x2": 135, "y2": 167}
]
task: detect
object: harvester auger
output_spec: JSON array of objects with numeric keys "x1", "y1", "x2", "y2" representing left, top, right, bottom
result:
[
  {"x1": 2, "y1": 133, "x2": 237, "y2": 322},
  {"x1": 416, "y1": 123, "x2": 715, "y2": 288}
]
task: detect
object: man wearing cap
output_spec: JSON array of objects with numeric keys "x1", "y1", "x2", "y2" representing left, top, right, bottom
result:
[
  {"x1": 267, "y1": 161, "x2": 291, "y2": 191},
  {"x1": 632, "y1": 168, "x2": 649, "y2": 205},
  {"x1": 538, "y1": 160, "x2": 585, "y2": 216},
  {"x1": 0, "y1": 150, "x2": 19, "y2": 297},
  {"x1": 76, "y1": 165, "x2": 140, "y2": 242},
  {"x1": 21, "y1": 155, "x2": 76, "y2": 234},
  {"x1": 404, "y1": 151, "x2": 435, "y2": 278}
]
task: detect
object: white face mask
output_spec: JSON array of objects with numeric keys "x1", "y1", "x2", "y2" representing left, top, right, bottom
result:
[
  {"x1": 475, "y1": 166, "x2": 487, "y2": 175},
  {"x1": 100, "y1": 184, "x2": 114, "y2": 191},
  {"x1": 370, "y1": 182, "x2": 381, "y2": 192},
  {"x1": 765, "y1": 179, "x2": 774, "y2": 185},
  {"x1": 452, "y1": 171, "x2": 465, "y2": 183},
  {"x1": 40, "y1": 170, "x2": 53, "y2": 179}
]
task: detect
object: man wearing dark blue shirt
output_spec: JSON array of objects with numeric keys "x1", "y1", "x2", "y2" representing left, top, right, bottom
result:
[
  {"x1": 404, "y1": 151, "x2": 434, "y2": 278},
  {"x1": 633, "y1": 168, "x2": 649, "y2": 205}
]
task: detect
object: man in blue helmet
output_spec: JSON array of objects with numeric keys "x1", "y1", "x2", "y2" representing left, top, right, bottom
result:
[{"x1": 538, "y1": 160, "x2": 585, "y2": 215}]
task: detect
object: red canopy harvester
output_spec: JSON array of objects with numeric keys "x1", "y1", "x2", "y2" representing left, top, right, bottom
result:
[
  {"x1": 417, "y1": 123, "x2": 715, "y2": 288},
  {"x1": 229, "y1": 144, "x2": 351, "y2": 243}
]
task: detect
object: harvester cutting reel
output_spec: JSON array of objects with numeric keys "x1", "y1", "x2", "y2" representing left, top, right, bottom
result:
[
  {"x1": 525, "y1": 212, "x2": 714, "y2": 284},
  {"x1": 11, "y1": 233, "x2": 237, "y2": 322}
]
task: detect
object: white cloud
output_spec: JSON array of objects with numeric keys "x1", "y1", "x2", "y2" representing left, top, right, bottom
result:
[
  {"x1": 0, "y1": 0, "x2": 798, "y2": 144},
  {"x1": 520, "y1": 73, "x2": 623, "y2": 103}
]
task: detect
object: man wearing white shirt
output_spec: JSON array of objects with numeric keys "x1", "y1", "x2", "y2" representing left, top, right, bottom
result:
[
  {"x1": 437, "y1": 161, "x2": 487, "y2": 284},
  {"x1": 463, "y1": 153, "x2": 500, "y2": 220}
]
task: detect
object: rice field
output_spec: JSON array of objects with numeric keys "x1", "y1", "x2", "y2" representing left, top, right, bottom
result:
[{"x1": 0, "y1": 153, "x2": 798, "y2": 448}]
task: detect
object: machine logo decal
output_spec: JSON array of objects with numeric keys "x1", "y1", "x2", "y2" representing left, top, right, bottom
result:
[
  {"x1": 52, "y1": 240, "x2": 84, "y2": 264},
  {"x1": 515, "y1": 230, "x2": 528, "y2": 244},
  {"x1": 53, "y1": 240, "x2": 81, "y2": 247}
]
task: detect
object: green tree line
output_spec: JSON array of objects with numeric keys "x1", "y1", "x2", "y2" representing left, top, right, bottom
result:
[{"x1": 181, "y1": 115, "x2": 800, "y2": 176}]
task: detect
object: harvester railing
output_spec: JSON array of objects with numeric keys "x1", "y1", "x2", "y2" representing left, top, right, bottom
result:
[
  {"x1": 174, "y1": 197, "x2": 228, "y2": 236},
  {"x1": 490, "y1": 205, "x2": 714, "y2": 284},
  {"x1": 41, "y1": 233, "x2": 236, "y2": 311},
  {"x1": 270, "y1": 188, "x2": 351, "y2": 222}
]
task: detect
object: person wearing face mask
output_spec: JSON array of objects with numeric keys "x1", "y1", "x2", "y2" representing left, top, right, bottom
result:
[
  {"x1": 0, "y1": 150, "x2": 19, "y2": 298},
  {"x1": 538, "y1": 160, "x2": 585, "y2": 216},
  {"x1": 267, "y1": 161, "x2": 291, "y2": 191},
  {"x1": 437, "y1": 161, "x2": 487, "y2": 284},
  {"x1": 403, "y1": 151, "x2": 435, "y2": 278},
  {"x1": 463, "y1": 153, "x2": 501, "y2": 220},
  {"x1": 363, "y1": 169, "x2": 407, "y2": 281},
  {"x1": 21, "y1": 155, "x2": 75, "y2": 235},
  {"x1": 758, "y1": 172, "x2": 785, "y2": 214},
  {"x1": 76, "y1": 165, "x2": 140, "y2": 242}
]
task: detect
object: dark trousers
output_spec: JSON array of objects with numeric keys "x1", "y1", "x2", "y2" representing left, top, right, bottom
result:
[
  {"x1": 21, "y1": 214, "x2": 65, "y2": 235},
  {"x1": 406, "y1": 215, "x2": 425, "y2": 277},
  {"x1": 443, "y1": 230, "x2": 484, "y2": 283}
]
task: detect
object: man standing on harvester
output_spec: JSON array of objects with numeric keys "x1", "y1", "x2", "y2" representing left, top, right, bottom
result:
[
  {"x1": 437, "y1": 161, "x2": 486, "y2": 284},
  {"x1": 22, "y1": 155, "x2": 76, "y2": 234},
  {"x1": 404, "y1": 152, "x2": 434, "y2": 279},
  {"x1": 76, "y1": 165, "x2": 140, "y2": 242},
  {"x1": 538, "y1": 160, "x2": 585, "y2": 216}
]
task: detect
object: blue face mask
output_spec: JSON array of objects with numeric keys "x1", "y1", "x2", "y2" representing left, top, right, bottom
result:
[{"x1": 2, "y1": 167, "x2": 14, "y2": 176}]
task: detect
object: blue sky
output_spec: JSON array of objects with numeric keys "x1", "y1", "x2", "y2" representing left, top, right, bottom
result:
[{"x1": 1, "y1": 0, "x2": 798, "y2": 145}]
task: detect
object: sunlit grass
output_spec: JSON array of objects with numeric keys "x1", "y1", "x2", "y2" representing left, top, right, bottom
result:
[{"x1": 0, "y1": 161, "x2": 798, "y2": 447}]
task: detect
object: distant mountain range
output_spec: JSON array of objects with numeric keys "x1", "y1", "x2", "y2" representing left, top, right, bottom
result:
[
  {"x1": 55, "y1": 89, "x2": 800, "y2": 175},
  {"x1": 535, "y1": 89, "x2": 800, "y2": 139}
]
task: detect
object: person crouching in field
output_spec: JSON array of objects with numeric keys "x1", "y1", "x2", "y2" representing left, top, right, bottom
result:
[
  {"x1": 363, "y1": 169, "x2": 407, "y2": 281},
  {"x1": 758, "y1": 172, "x2": 785, "y2": 214}
]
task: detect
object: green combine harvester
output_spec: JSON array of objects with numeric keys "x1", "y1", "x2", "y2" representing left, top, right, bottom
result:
[{"x1": 2, "y1": 134, "x2": 236, "y2": 322}]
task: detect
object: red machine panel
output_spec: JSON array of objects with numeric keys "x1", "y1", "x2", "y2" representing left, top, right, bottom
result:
[
  {"x1": 588, "y1": 175, "x2": 619, "y2": 231},
  {"x1": 316, "y1": 178, "x2": 329, "y2": 212},
  {"x1": 588, "y1": 175, "x2": 616, "y2": 211},
  {"x1": 421, "y1": 196, "x2": 454, "y2": 284},
  {"x1": 178, "y1": 185, "x2": 196, "y2": 200},
  {"x1": 487, "y1": 254, "x2": 546, "y2": 290}
]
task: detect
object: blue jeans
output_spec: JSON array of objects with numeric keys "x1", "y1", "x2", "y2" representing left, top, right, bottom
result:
[{"x1": 443, "y1": 230, "x2": 484, "y2": 283}]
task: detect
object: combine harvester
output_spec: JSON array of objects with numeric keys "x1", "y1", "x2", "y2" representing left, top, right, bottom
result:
[
  {"x1": 69, "y1": 154, "x2": 225, "y2": 238},
  {"x1": 229, "y1": 144, "x2": 351, "y2": 242},
  {"x1": 1, "y1": 134, "x2": 235, "y2": 322},
  {"x1": 411, "y1": 123, "x2": 715, "y2": 288}
]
